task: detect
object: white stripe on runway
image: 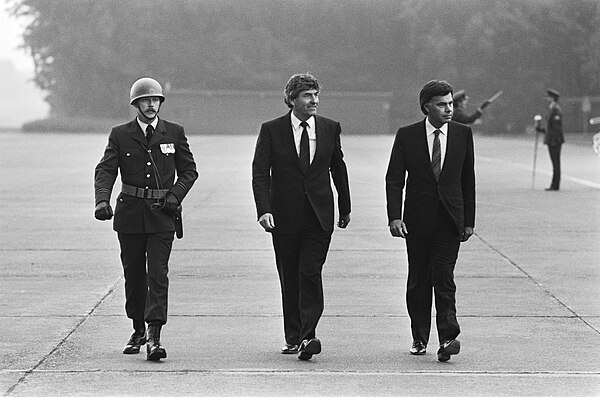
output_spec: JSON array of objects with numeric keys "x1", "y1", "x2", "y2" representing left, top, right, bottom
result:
[{"x1": 477, "y1": 155, "x2": 600, "y2": 189}]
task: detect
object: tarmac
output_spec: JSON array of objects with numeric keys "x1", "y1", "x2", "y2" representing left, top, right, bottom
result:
[{"x1": 1, "y1": 131, "x2": 599, "y2": 396}]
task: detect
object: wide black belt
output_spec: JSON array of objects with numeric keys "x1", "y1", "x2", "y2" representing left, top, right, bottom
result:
[{"x1": 121, "y1": 183, "x2": 167, "y2": 199}]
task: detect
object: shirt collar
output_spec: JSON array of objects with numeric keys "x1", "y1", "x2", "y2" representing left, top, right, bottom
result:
[
  {"x1": 137, "y1": 117, "x2": 159, "y2": 133},
  {"x1": 291, "y1": 112, "x2": 315, "y2": 131},
  {"x1": 425, "y1": 118, "x2": 448, "y2": 136}
]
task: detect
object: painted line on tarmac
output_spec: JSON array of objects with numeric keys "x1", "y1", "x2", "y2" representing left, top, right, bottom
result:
[
  {"x1": 478, "y1": 155, "x2": 600, "y2": 189},
  {"x1": 3, "y1": 276, "x2": 123, "y2": 397},
  {"x1": 475, "y1": 233, "x2": 600, "y2": 336},
  {"x1": 3, "y1": 368, "x2": 598, "y2": 377}
]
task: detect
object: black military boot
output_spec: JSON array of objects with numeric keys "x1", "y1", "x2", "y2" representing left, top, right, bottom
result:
[
  {"x1": 146, "y1": 324, "x2": 167, "y2": 361},
  {"x1": 123, "y1": 321, "x2": 146, "y2": 354}
]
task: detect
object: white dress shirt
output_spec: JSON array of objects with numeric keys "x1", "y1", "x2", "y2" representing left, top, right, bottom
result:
[
  {"x1": 291, "y1": 112, "x2": 316, "y2": 163},
  {"x1": 425, "y1": 118, "x2": 448, "y2": 168},
  {"x1": 137, "y1": 117, "x2": 159, "y2": 137}
]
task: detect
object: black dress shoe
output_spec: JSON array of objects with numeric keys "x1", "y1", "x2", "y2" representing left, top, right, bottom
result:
[
  {"x1": 545, "y1": 187, "x2": 559, "y2": 191},
  {"x1": 123, "y1": 330, "x2": 146, "y2": 354},
  {"x1": 410, "y1": 340, "x2": 427, "y2": 355},
  {"x1": 298, "y1": 338, "x2": 321, "y2": 361},
  {"x1": 281, "y1": 343, "x2": 299, "y2": 354},
  {"x1": 437, "y1": 339, "x2": 460, "y2": 362}
]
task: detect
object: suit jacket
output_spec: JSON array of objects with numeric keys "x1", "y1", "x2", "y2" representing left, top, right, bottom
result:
[
  {"x1": 386, "y1": 119, "x2": 475, "y2": 236},
  {"x1": 252, "y1": 112, "x2": 351, "y2": 234},
  {"x1": 94, "y1": 118, "x2": 198, "y2": 233},
  {"x1": 544, "y1": 103, "x2": 564, "y2": 146}
]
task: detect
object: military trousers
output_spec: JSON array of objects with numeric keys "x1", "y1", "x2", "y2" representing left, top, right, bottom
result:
[
  {"x1": 548, "y1": 143, "x2": 562, "y2": 189},
  {"x1": 117, "y1": 231, "x2": 174, "y2": 326}
]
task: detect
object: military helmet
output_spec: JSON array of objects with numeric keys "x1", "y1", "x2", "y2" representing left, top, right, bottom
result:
[
  {"x1": 129, "y1": 77, "x2": 165, "y2": 104},
  {"x1": 546, "y1": 88, "x2": 560, "y2": 100},
  {"x1": 453, "y1": 90, "x2": 468, "y2": 102}
]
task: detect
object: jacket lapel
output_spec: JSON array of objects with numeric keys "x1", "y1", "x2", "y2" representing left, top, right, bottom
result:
[
  {"x1": 415, "y1": 120, "x2": 436, "y2": 180},
  {"x1": 310, "y1": 116, "x2": 324, "y2": 173},
  {"x1": 128, "y1": 119, "x2": 147, "y2": 147},
  {"x1": 149, "y1": 118, "x2": 166, "y2": 146},
  {"x1": 128, "y1": 118, "x2": 165, "y2": 148},
  {"x1": 279, "y1": 112, "x2": 298, "y2": 161},
  {"x1": 441, "y1": 122, "x2": 458, "y2": 180}
]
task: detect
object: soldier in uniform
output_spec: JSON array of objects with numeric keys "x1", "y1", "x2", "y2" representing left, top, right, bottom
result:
[
  {"x1": 535, "y1": 88, "x2": 564, "y2": 191},
  {"x1": 94, "y1": 77, "x2": 198, "y2": 361},
  {"x1": 451, "y1": 90, "x2": 490, "y2": 125}
]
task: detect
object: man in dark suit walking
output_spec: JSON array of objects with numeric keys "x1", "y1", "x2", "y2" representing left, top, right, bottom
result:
[
  {"x1": 386, "y1": 80, "x2": 475, "y2": 362},
  {"x1": 94, "y1": 77, "x2": 198, "y2": 361},
  {"x1": 252, "y1": 73, "x2": 351, "y2": 360}
]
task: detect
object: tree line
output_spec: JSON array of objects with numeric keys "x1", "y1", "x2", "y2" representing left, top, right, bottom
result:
[{"x1": 8, "y1": 0, "x2": 600, "y2": 132}]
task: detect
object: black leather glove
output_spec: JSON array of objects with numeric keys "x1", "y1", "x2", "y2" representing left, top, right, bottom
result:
[
  {"x1": 163, "y1": 193, "x2": 179, "y2": 216},
  {"x1": 480, "y1": 99, "x2": 491, "y2": 109},
  {"x1": 94, "y1": 201, "x2": 113, "y2": 220}
]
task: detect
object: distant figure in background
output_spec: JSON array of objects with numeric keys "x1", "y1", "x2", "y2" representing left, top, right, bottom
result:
[
  {"x1": 451, "y1": 90, "x2": 490, "y2": 125},
  {"x1": 386, "y1": 80, "x2": 475, "y2": 362},
  {"x1": 535, "y1": 88, "x2": 564, "y2": 191},
  {"x1": 94, "y1": 77, "x2": 198, "y2": 361},
  {"x1": 252, "y1": 73, "x2": 351, "y2": 361}
]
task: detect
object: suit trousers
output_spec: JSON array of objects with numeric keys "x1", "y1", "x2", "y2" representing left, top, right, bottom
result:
[
  {"x1": 272, "y1": 197, "x2": 332, "y2": 344},
  {"x1": 405, "y1": 201, "x2": 461, "y2": 345},
  {"x1": 548, "y1": 144, "x2": 562, "y2": 189},
  {"x1": 117, "y1": 231, "x2": 174, "y2": 326}
]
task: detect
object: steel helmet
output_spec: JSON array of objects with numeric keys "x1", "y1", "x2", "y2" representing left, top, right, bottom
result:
[{"x1": 129, "y1": 77, "x2": 165, "y2": 104}]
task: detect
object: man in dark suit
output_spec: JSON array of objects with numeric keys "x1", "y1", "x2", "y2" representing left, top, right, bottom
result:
[
  {"x1": 94, "y1": 77, "x2": 198, "y2": 361},
  {"x1": 252, "y1": 73, "x2": 351, "y2": 361},
  {"x1": 535, "y1": 88, "x2": 564, "y2": 191},
  {"x1": 386, "y1": 80, "x2": 475, "y2": 362}
]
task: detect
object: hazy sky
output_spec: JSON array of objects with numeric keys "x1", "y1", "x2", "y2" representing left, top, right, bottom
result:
[
  {"x1": 0, "y1": 6, "x2": 48, "y2": 128},
  {"x1": 0, "y1": 5, "x2": 32, "y2": 72}
]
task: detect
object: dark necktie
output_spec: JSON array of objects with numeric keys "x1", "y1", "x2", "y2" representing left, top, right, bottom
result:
[
  {"x1": 431, "y1": 129, "x2": 441, "y2": 181},
  {"x1": 146, "y1": 125, "x2": 154, "y2": 143},
  {"x1": 299, "y1": 121, "x2": 310, "y2": 173}
]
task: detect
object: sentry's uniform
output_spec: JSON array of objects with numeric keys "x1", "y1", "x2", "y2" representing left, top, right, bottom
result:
[
  {"x1": 544, "y1": 102, "x2": 564, "y2": 190},
  {"x1": 452, "y1": 107, "x2": 482, "y2": 125}
]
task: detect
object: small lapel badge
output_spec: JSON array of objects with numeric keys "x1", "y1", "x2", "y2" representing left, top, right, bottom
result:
[{"x1": 160, "y1": 143, "x2": 175, "y2": 154}]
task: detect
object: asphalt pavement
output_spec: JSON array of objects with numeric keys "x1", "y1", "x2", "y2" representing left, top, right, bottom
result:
[{"x1": 1, "y1": 131, "x2": 599, "y2": 396}]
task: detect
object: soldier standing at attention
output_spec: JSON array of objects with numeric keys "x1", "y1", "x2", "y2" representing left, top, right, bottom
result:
[
  {"x1": 535, "y1": 88, "x2": 564, "y2": 191},
  {"x1": 94, "y1": 77, "x2": 198, "y2": 361}
]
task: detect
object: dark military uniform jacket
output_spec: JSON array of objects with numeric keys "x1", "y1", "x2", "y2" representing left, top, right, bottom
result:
[
  {"x1": 544, "y1": 102, "x2": 564, "y2": 146},
  {"x1": 94, "y1": 118, "x2": 198, "y2": 234},
  {"x1": 452, "y1": 107, "x2": 482, "y2": 125}
]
